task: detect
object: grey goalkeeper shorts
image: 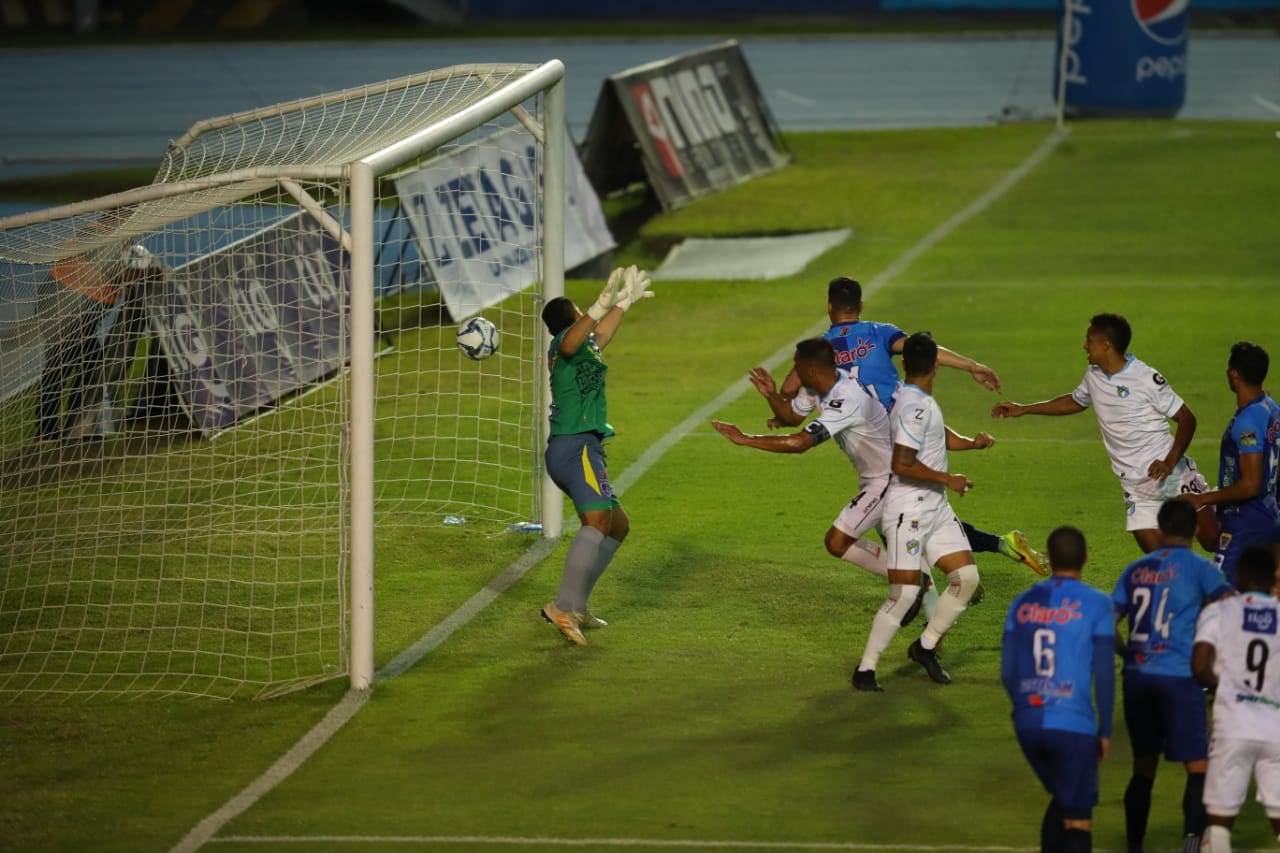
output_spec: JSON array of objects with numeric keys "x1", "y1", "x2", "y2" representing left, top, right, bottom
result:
[{"x1": 545, "y1": 432, "x2": 619, "y2": 514}]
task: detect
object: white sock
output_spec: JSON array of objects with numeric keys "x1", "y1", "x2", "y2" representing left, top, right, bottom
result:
[
  {"x1": 921, "y1": 565, "x2": 979, "y2": 649},
  {"x1": 858, "y1": 584, "x2": 917, "y2": 671},
  {"x1": 921, "y1": 573, "x2": 939, "y2": 620},
  {"x1": 1202, "y1": 825, "x2": 1231, "y2": 853},
  {"x1": 841, "y1": 539, "x2": 888, "y2": 577}
]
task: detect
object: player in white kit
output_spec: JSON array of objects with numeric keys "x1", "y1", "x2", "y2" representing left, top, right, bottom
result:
[
  {"x1": 992, "y1": 312, "x2": 1211, "y2": 554},
  {"x1": 712, "y1": 337, "x2": 894, "y2": 586},
  {"x1": 1193, "y1": 544, "x2": 1280, "y2": 853},
  {"x1": 853, "y1": 332, "x2": 989, "y2": 691}
]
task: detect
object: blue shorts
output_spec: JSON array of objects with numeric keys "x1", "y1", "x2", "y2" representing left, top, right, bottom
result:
[
  {"x1": 1215, "y1": 519, "x2": 1280, "y2": 588},
  {"x1": 545, "y1": 432, "x2": 619, "y2": 514},
  {"x1": 1122, "y1": 671, "x2": 1208, "y2": 762},
  {"x1": 1015, "y1": 728, "x2": 1099, "y2": 819}
]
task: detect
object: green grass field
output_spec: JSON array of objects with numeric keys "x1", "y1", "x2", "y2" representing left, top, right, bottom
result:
[{"x1": 3, "y1": 119, "x2": 1280, "y2": 851}]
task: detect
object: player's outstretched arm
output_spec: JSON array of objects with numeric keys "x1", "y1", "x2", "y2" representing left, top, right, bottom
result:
[
  {"x1": 936, "y1": 345, "x2": 1001, "y2": 393},
  {"x1": 593, "y1": 266, "x2": 655, "y2": 350},
  {"x1": 711, "y1": 420, "x2": 815, "y2": 454},
  {"x1": 991, "y1": 393, "x2": 1085, "y2": 419},
  {"x1": 945, "y1": 426, "x2": 994, "y2": 451}
]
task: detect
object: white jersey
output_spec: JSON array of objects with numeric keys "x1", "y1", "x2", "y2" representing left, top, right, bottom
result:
[
  {"x1": 1072, "y1": 354, "x2": 1187, "y2": 501},
  {"x1": 1196, "y1": 592, "x2": 1280, "y2": 741},
  {"x1": 801, "y1": 372, "x2": 891, "y2": 480},
  {"x1": 886, "y1": 382, "x2": 947, "y2": 498}
]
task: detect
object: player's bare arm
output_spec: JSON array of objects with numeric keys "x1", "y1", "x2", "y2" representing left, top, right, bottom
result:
[
  {"x1": 935, "y1": 346, "x2": 1002, "y2": 393},
  {"x1": 1148, "y1": 403, "x2": 1196, "y2": 482},
  {"x1": 748, "y1": 367, "x2": 805, "y2": 428},
  {"x1": 1191, "y1": 641, "x2": 1217, "y2": 690},
  {"x1": 945, "y1": 426, "x2": 995, "y2": 451},
  {"x1": 711, "y1": 420, "x2": 816, "y2": 454},
  {"x1": 891, "y1": 442, "x2": 973, "y2": 495},
  {"x1": 991, "y1": 393, "x2": 1087, "y2": 419}
]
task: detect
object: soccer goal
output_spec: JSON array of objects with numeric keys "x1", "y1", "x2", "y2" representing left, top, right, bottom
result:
[{"x1": 0, "y1": 60, "x2": 566, "y2": 700}]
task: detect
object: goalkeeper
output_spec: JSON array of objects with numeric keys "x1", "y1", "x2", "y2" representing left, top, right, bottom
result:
[{"x1": 538, "y1": 265, "x2": 654, "y2": 646}]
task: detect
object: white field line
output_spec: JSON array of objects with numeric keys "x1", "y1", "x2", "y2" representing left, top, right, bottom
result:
[
  {"x1": 209, "y1": 836, "x2": 1035, "y2": 850},
  {"x1": 170, "y1": 127, "x2": 1067, "y2": 853}
]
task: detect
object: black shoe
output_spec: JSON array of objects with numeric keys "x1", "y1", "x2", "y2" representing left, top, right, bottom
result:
[
  {"x1": 851, "y1": 668, "x2": 884, "y2": 692},
  {"x1": 900, "y1": 576, "x2": 930, "y2": 627},
  {"x1": 969, "y1": 582, "x2": 986, "y2": 606},
  {"x1": 908, "y1": 639, "x2": 951, "y2": 684}
]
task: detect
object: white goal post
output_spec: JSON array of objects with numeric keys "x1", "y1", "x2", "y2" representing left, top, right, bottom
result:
[{"x1": 0, "y1": 60, "x2": 566, "y2": 699}]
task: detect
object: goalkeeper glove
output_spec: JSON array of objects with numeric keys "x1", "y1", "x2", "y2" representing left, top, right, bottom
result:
[
  {"x1": 586, "y1": 267, "x2": 625, "y2": 321},
  {"x1": 615, "y1": 265, "x2": 654, "y2": 312}
]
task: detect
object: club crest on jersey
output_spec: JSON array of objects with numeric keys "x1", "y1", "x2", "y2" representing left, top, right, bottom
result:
[
  {"x1": 1244, "y1": 607, "x2": 1277, "y2": 635},
  {"x1": 1116, "y1": 385, "x2": 1131, "y2": 398},
  {"x1": 906, "y1": 539, "x2": 921, "y2": 555}
]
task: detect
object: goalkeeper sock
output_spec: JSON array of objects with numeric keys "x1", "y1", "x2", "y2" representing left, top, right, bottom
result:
[
  {"x1": 584, "y1": 535, "x2": 622, "y2": 600},
  {"x1": 557, "y1": 526, "x2": 604, "y2": 612}
]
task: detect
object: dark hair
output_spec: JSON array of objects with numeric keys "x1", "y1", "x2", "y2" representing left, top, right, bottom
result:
[
  {"x1": 901, "y1": 332, "x2": 937, "y2": 377},
  {"x1": 827, "y1": 277, "x2": 862, "y2": 313},
  {"x1": 1229, "y1": 341, "x2": 1269, "y2": 387},
  {"x1": 1047, "y1": 526, "x2": 1087, "y2": 572},
  {"x1": 1089, "y1": 313, "x2": 1131, "y2": 354},
  {"x1": 1157, "y1": 498, "x2": 1198, "y2": 540},
  {"x1": 1236, "y1": 545, "x2": 1279, "y2": 593},
  {"x1": 795, "y1": 337, "x2": 836, "y2": 368},
  {"x1": 541, "y1": 296, "x2": 577, "y2": 336}
]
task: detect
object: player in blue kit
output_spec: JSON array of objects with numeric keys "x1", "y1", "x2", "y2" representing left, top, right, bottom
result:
[
  {"x1": 1002, "y1": 525, "x2": 1115, "y2": 853},
  {"x1": 756, "y1": 276, "x2": 1048, "y2": 577},
  {"x1": 1113, "y1": 499, "x2": 1234, "y2": 853},
  {"x1": 1186, "y1": 342, "x2": 1280, "y2": 587}
]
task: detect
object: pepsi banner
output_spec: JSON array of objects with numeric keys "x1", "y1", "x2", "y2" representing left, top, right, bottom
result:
[
  {"x1": 146, "y1": 212, "x2": 349, "y2": 436},
  {"x1": 1055, "y1": 0, "x2": 1188, "y2": 117},
  {"x1": 393, "y1": 126, "x2": 615, "y2": 321},
  {"x1": 580, "y1": 40, "x2": 791, "y2": 211}
]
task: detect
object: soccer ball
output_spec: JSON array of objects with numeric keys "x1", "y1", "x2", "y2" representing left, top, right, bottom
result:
[{"x1": 456, "y1": 316, "x2": 500, "y2": 360}]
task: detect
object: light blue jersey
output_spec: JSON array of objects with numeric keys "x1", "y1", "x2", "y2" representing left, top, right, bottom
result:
[
  {"x1": 1112, "y1": 545, "x2": 1231, "y2": 676},
  {"x1": 823, "y1": 319, "x2": 907, "y2": 411},
  {"x1": 1002, "y1": 576, "x2": 1116, "y2": 737}
]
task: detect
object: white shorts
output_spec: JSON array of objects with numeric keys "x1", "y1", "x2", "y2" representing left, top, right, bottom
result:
[
  {"x1": 831, "y1": 475, "x2": 890, "y2": 540},
  {"x1": 1203, "y1": 736, "x2": 1280, "y2": 816},
  {"x1": 1123, "y1": 457, "x2": 1209, "y2": 532},
  {"x1": 882, "y1": 489, "x2": 970, "y2": 571}
]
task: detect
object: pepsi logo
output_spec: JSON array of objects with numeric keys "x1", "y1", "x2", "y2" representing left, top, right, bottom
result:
[{"x1": 1132, "y1": 0, "x2": 1188, "y2": 46}]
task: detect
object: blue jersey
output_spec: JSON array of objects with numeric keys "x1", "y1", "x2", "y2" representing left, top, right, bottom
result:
[
  {"x1": 823, "y1": 319, "x2": 907, "y2": 411},
  {"x1": 1112, "y1": 545, "x2": 1231, "y2": 676},
  {"x1": 1216, "y1": 393, "x2": 1280, "y2": 529},
  {"x1": 1002, "y1": 576, "x2": 1116, "y2": 737}
]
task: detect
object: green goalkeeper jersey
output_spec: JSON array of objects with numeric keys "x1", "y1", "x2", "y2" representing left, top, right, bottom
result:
[{"x1": 548, "y1": 328, "x2": 614, "y2": 438}]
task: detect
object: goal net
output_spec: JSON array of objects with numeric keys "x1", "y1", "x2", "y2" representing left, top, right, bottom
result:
[{"x1": 0, "y1": 61, "x2": 566, "y2": 700}]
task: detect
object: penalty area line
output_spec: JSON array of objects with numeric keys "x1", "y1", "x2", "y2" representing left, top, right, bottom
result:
[{"x1": 171, "y1": 127, "x2": 1065, "y2": 853}]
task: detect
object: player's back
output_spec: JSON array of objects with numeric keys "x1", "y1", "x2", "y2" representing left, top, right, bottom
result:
[
  {"x1": 1003, "y1": 576, "x2": 1114, "y2": 735},
  {"x1": 1197, "y1": 591, "x2": 1280, "y2": 740},
  {"x1": 824, "y1": 319, "x2": 905, "y2": 410},
  {"x1": 1113, "y1": 545, "x2": 1231, "y2": 677}
]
